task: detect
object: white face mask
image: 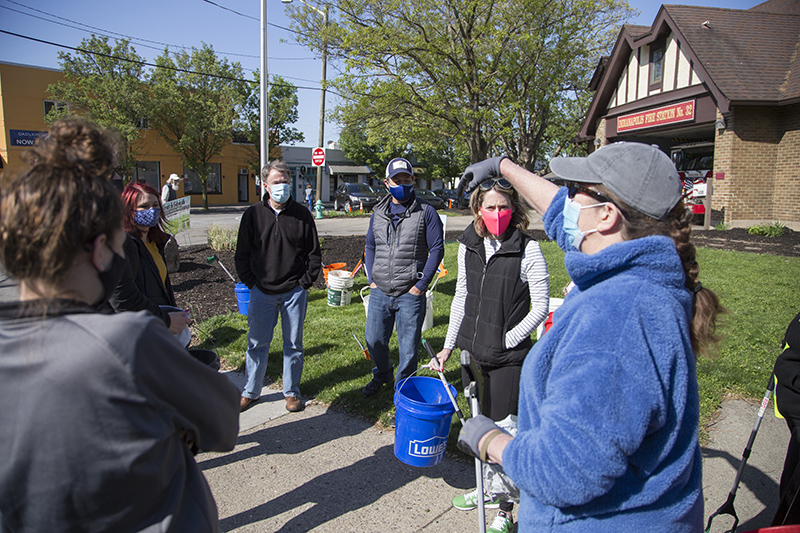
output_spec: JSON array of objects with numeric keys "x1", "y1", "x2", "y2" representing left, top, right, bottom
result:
[
  {"x1": 269, "y1": 183, "x2": 291, "y2": 204},
  {"x1": 562, "y1": 197, "x2": 609, "y2": 251}
]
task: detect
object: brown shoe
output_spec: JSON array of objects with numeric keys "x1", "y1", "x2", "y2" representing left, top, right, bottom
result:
[
  {"x1": 240, "y1": 396, "x2": 259, "y2": 412},
  {"x1": 285, "y1": 396, "x2": 304, "y2": 412}
]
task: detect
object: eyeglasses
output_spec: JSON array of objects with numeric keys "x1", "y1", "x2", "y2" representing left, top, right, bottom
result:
[
  {"x1": 567, "y1": 183, "x2": 613, "y2": 204},
  {"x1": 567, "y1": 183, "x2": 631, "y2": 220},
  {"x1": 479, "y1": 178, "x2": 513, "y2": 191}
]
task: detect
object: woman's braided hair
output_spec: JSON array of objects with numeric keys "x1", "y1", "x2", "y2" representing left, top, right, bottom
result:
[{"x1": 596, "y1": 184, "x2": 723, "y2": 356}]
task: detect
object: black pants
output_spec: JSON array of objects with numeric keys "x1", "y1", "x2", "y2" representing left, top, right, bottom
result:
[
  {"x1": 774, "y1": 427, "x2": 800, "y2": 525},
  {"x1": 479, "y1": 362, "x2": 522, "y2": 514},
  {"x1": 479, "y1": 363, "x2": 522, "y2": 422}
]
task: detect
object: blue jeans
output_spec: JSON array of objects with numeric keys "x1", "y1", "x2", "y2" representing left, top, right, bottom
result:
[
  {"x1": 242, "y1": 284, "x2": 308, "y2": 399},
  {"x1": 364, "y1": 286, "x2": 426, "y2": 389}
]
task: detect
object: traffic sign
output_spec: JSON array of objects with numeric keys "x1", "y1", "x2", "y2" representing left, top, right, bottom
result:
[{"x1": 312, "y1": 147, "x2": 326, "y2": 167}]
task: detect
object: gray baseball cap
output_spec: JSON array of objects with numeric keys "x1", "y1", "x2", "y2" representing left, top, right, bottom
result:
[{"x1": 549, "y1": 142, "x2": 681, "y2": 220}]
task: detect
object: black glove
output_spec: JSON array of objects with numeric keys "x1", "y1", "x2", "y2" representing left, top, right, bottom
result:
[
  {"x1": 458, "y1": 156, "x2": 508, "y2": 195},
  {"x1": 457, "y1": 414, "x2": 502, "y2": 459}
]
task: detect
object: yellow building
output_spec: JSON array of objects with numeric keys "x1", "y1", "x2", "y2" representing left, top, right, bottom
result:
[{"x1": 0, "y1": 61, "x2": 262, "y2": 206}]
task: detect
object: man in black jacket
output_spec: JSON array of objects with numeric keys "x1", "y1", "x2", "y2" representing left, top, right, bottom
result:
[{"x1": 235, "y1": 161, "x2": 321, "y2": 413}]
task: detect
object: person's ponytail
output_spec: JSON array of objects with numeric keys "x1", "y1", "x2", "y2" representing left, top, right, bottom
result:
[{"x1": 668, "y1": 204, "x2": 724, "y2": 355}]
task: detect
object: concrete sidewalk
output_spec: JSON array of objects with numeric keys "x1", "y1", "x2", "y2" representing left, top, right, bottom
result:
[{"x1": 203, "y1": 373, "x2": 790, "y2": 532}]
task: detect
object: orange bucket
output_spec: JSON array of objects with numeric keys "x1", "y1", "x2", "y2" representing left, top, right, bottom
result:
[{"x1": 323, "y1": 262, "x2": 347, "y2": 282}]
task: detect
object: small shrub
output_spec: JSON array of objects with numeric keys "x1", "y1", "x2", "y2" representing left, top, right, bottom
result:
[
  {"x1": 207, "y1": 224, "x2": 238, "y2": 251},
  {"x1": 713, "y1": 223, "x2": 729, "y2": 231},
  {"x1": 747, "y1": 222, "x2": 785, "y2": 237}
]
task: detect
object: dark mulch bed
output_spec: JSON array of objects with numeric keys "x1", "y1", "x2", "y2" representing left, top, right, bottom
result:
[{"x1": 171, "y1": 227, "x2": 800, "y2": 322}]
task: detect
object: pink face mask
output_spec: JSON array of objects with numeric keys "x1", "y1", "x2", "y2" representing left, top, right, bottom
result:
[{"x1": 480, "y1": 207, "x2": 513, "y2": 236}]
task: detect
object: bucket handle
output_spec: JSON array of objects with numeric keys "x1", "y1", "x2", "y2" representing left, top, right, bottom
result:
[
  {"x1": 397, "y1": 366, "x2": 464, "y2": 408},
  {"x1": 396, "y1": 368, "x2": 421, "y2": 396},
  {"x1": 360, "y1": 285, "x2": 370, "y2": 302}
]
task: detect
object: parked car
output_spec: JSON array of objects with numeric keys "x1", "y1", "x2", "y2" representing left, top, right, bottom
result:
[
  {"x1": 415, "y1": 189, "x2": 446, "y2": 210},
  {"x1": 333, "y1": 182, "x2": 383, "y2": 212},
  {"x1": 434, "y1": 189, "x2": 457, "y2": 200}
]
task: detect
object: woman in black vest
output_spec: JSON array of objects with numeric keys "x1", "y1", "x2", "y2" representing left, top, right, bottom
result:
[{"x1": 431, "y1": 178, "x2": 550, "y2": 533}]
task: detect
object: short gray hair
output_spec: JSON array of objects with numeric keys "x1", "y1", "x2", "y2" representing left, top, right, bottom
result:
[{"x1": 261, "y1": 160, "x2": 290, "y2": 181}]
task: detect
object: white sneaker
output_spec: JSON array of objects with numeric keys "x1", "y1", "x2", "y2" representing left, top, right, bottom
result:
[{"x1": 487, "y1": 510, "x2": 514, "y2": 533}]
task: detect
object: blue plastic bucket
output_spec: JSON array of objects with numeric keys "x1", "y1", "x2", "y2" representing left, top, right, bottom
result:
[
  {"x1": 393, "y1": 376, "x2": 457, "y2": 467},
  {"x1": 234, "y1": 283, "x2": 250, "y2": 315}
]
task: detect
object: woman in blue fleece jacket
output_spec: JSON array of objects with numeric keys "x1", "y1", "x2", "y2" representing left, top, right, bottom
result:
[{"x1": 456, "y1": 142, "x2": 722, "y2": 532}]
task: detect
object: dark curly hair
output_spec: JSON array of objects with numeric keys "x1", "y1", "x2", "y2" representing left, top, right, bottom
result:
[{"x1": 0, "y1": 118, "x2": 122, "y2": 285}]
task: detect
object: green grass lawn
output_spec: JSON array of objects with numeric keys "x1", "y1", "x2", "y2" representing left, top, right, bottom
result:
[{"x1": 194, "y1": 241, "x2": 800, "y2": 443}]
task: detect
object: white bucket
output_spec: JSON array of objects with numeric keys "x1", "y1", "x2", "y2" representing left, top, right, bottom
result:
[
  {"x1": 327, "y1": 270, "x2": 354, "y2": 307},
  {"x1": 360, "y1": 286, "x2": 434, "y2": 331}
]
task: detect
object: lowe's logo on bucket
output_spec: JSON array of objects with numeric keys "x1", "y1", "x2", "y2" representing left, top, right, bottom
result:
[{"x1": 408, "y1": 435, "x2": 447, "y2": 458}]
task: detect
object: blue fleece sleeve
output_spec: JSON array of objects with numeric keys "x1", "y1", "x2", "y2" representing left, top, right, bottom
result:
[
  {"x1": 542, "y1": 186, "x2": 575, "y2": 253},
  {"x1": 414, "y1": 205, "x2": 444, "y2": 292},
  {"x1": 365, "y1": 214, "x2": 376, "y2": 285}
]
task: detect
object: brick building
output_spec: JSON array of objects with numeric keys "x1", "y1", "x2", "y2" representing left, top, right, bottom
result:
[
  {"x1": 0, "y1": 61, "x2": 369, "y2": 206},
  {"x1": 578, "y1": 0, "x2": 799, "y2": 228}
]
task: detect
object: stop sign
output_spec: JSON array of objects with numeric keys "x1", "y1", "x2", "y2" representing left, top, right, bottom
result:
[{"x1": 311, "y1": 147, "x2": 326, "y2": 167}]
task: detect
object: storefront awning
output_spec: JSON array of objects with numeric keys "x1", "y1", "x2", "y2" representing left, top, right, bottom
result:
[{"x1": 329, "y1": 164, "x2": 370, "y2": 175}]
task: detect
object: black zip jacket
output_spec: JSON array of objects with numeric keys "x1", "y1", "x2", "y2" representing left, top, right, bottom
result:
[
  {"x1": 108, "y1": 234, "x2": 175, "y2": 327},
  {"x1": 235, "y1": 197, "x2": 321, "y2": 294}
]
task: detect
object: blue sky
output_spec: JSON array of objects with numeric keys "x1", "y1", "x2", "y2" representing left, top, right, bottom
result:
[{"x1": 0, "y1": 0, "x2": 759, "y2": 144}]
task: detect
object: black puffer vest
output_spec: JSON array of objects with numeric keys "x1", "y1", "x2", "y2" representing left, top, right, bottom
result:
[
  {"x1": 456, "y1": 223, "x2": 532, "y2": 367},
  {"x1": 370, "y1": 193, "x2": 428, "y2": 297}
]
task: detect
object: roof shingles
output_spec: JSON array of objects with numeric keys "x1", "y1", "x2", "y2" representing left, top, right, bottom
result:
[{"x1": 665, "y1": 4, "x2": 800, "y2": 102}]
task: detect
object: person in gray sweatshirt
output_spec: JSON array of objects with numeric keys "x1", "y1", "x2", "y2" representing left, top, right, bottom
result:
[{"x1": 0, "y1": 118, "x2": 240, "y2": 533}]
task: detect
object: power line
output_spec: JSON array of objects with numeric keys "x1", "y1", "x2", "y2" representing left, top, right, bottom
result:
[
  {"x1": 0, "y1": 0, "x2": 305, "y2": 61},
  {"x1": 200, "y1": 0, "x2": 258, "y2": 21},
  {"x1": 0, "y1": 28, "x2": 340, "y2": 97},
  {"x1": 197, "y1": 0, "x2": 297, "y2": 34}
]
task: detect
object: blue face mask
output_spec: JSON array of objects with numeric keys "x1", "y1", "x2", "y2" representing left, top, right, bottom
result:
[
  {"x1": 389, "y1": 184, "x2": 413, "y2": 202},
  {"x1": 562, "y1": 197, "x2": 608, "y2": 251},
  {"x1": 270, "y1": 183, "x2": 291, "y2": 204},
  {"x1": 133, "y1": 207, "x2": 161, "y2": 228}
]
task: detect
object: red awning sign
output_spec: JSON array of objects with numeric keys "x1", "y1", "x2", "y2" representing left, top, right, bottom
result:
[
  {"x1": 617, "y1": 100, "x2": 696, "y2": 132},
  {"x1": 312, "y1": 147, "x2": 326, "y2": 167}
]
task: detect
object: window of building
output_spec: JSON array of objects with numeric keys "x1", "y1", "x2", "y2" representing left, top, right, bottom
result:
[
  {"x1": 136, "y1": 118, "x2": 150, "y2": 129},
  {"x1": 649, "y1": 40, "x2": 665, "y2": 91},
  {"x1": 133, "y1": 161, "x2": 161, "y2": 190},
  {"x1": 183, "y1": 163, "x2": 222, "y2": 194},
  {"x1": 43, "y1": 100, "x2": 68, "y2": 118}
]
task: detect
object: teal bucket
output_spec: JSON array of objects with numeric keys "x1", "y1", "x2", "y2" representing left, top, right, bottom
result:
[
  {"x1": 234, "y1": 283, "x2": 250, "y2": 315},
  {"x1": 393, "y1": 376, "x2": 457, "y2": 467}
]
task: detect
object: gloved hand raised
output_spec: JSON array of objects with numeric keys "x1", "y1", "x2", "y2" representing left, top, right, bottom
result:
[
  {"x1": 457, "y1": 414, "x2": 508, "y2": 460},
  {"x1": 458, "y1": 156, "x2": 508, "y2": 195}
]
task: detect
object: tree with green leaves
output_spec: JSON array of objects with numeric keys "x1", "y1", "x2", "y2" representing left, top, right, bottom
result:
[
  {"x1": 338, "y1": 121, "x2": 469, "y2": 188},
  {"x1": 150, "y1": 43, "x2": 248, "y2": 209},
  {"x1": 47, "y1": 35, "x2": 151, "y2": 175},
  {"x1": 237, "y1": 72, "x2": 305, "y2": 172},
  {"x1": 288, "y1": 0, "x2": 633, "y2": 169}
]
